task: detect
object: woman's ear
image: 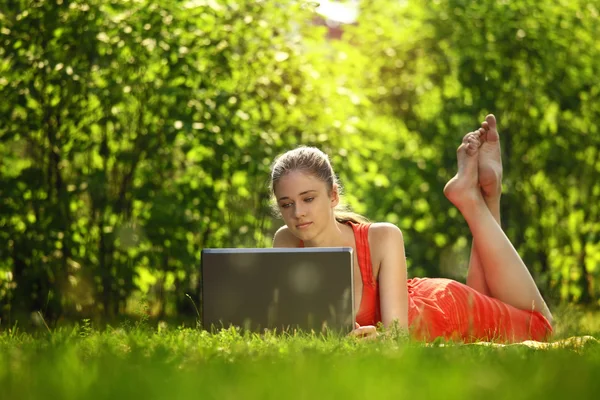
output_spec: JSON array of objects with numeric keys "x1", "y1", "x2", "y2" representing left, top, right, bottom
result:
[{"x1": 330, "y1": 184, "x2": 340, "y2": 208}]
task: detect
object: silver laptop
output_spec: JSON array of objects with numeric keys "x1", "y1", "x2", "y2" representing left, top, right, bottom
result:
[{"x1": 200, "y1": 247, "x2": 355, "y2": 334}]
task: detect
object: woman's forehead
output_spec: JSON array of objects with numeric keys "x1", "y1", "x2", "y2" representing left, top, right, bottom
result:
[{"x1": 275, "y1": 171, "x2": 326, "y2": 194}]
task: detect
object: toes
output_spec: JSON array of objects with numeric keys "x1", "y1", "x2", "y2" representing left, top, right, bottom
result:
[
  {"x1": 460, "y1": 131, "x2": 483, "y2": 157},
  {"x1": 462, "y1": 135, "x2": 481, "y2": 156},
  {"x1": 466, "y1": 143, "x2": 478, "y2": 156},
  {"x1": 477, "y1": 127, "x2": 487, "y2": 142},
  {"x1": 485, "y1": 114, "x2": 497, "y2": 131},
  {"x1": 462, "y1": 131, "x2": 481, "y2": 143},
  {"x1": 484, "y1": 114, "x2": 500, "y2": 142},
  {"x1": 467, "y1": 133, "x2": 481, "y2": 147},
  {"x1": 457, "y1": 142, "x2": 471, "y2": 158},
  {"x1": 481, "y1": 115, "x2": 500, "y2": 143},
  {"x1": 462, "y1": 132, "x2": 472, "y2": 144}
]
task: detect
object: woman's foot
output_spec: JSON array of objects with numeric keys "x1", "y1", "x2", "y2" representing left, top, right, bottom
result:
[
  {"x1": 478, "y1": 114, "x2": 503, "y2": 203},
  {"x1": 443, "y1": 131, "x2": 486, "y2": 211}
]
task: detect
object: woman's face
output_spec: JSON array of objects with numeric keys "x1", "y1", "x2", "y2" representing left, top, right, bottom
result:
[{"x1": 274, "y1": 170, "x2": 339, "y2": 240}]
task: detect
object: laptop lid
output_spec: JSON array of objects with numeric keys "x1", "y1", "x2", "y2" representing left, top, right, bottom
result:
[{"x1": 200, "y1": 247, "x2": 354, "y2": 334}]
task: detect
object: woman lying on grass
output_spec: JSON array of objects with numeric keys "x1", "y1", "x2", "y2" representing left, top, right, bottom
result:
[{"x1": 270, "y1": 114, "x2": 553, "y2": 342}]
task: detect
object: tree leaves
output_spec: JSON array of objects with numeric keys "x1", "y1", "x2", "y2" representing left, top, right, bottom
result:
[{"x1": 1, "y1": 0, "x2": 598, "y2": 322}]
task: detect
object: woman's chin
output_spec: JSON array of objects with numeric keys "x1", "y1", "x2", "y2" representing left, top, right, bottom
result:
[{"x1": 293, "y1": 226, "x2": 316, "y2": 241}]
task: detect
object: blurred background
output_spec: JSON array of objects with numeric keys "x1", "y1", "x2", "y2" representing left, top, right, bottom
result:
[{"x1": 1, "y1": 0, "x2": 599, "y2": 327}]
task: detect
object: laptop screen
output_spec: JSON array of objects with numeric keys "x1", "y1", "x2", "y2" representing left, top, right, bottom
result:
[{"x1": 201, "y1": 247, "x2": 354, "y2": 334}]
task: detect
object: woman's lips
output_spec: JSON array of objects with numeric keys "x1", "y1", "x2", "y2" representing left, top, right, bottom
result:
[{"x1": 296, "y1": 222, "x2": 312, "y2": 229}]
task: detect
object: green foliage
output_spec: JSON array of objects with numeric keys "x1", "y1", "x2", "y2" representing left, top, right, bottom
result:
[
  {"x1": 343, "y1": 0, "x2": 600, "y2": 299},
  {"x1": 0, "y1": 0, "x2": 599, "y2": 322}
]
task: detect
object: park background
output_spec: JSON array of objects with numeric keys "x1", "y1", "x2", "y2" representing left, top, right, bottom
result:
[{"x1": 1, "y1": 0, "x2": 599, "y2": 329}]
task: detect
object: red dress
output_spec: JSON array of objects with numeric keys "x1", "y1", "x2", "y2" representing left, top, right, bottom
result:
[{"x1": 326, "y1": 222, "x2": 551, "y2": 342}]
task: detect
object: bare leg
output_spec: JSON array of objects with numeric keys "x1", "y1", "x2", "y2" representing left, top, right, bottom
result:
[
  {"x1": 444, "y1": 129, "x2": 553, "y2": 324},
  {"x1": 466, "y1": 115, "x2": 504, "y2": 296},
  {"x1": 465, "y1": 194, "x2": 498, "y2": 296}
]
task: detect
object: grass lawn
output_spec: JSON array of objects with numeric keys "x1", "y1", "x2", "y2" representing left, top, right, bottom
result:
[{"x1": 1, "y1": 306, "x2": 599, "y2": 400}]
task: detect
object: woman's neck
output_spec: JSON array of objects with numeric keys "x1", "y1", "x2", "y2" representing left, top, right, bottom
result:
[{"x1": 302, "y1": 220, "x2": 354, "y2": 248}]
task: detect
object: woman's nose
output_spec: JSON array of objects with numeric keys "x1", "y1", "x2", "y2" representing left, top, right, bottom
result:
[{"x1": 294, "y1": 204, "x2": 306, "y2": 218}]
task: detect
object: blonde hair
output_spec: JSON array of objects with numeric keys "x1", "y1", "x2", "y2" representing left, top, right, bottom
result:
[{"x1": 270, "y1": 146, "x2": 369, "y2": 224}]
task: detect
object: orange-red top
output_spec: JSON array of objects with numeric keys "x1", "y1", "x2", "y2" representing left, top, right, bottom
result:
[
  {"x1": 350, "y1": 222, "x2": 382, "y2": 327},
  {"x1": 304, "y1": 222, "x2": 552, "y2": 342}
]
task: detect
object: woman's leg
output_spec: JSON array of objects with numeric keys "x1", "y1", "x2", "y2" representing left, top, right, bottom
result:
[
  {"x1": 443, "y1": 122, "x2": 553, "y2": 324},
  {"x1": 466, "y1": 223, "x2": 493, "y2": 297},
  {"x1": 465, "y1": 115, "x2": 504, "y2": 296}
]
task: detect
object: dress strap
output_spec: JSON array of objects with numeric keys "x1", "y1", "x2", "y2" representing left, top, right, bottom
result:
[{"x1": 349, "y1": 222, "x2": 376, "y2": 287}]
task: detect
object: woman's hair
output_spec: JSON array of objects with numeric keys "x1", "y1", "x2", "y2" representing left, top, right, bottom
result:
[{"x1": 270, "y1": 146, "x2": 369, "y2": 224}]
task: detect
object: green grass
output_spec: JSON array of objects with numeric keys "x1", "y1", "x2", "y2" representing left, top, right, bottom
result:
[{"x1": 1, "y1": 307, "x2": 600, "y2": 400}]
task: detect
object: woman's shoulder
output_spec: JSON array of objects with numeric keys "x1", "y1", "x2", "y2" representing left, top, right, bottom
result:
[
  {"x1": 366, "y1": 223, "x2": 405, "y2": 267},
  {"x1": 272, "y1": 225, "x2": 299, "y2": 248},
  {"x1": 367, "y1": 222, "x2": 404, "y2": 244}
]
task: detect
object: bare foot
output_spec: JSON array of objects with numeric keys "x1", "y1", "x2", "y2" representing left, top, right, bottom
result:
[
  {"x1": 478, "y1": 114, "x2": 503, "y2": 201},
  {"x1": 444, "y1": 131, "x2": 485, "y2": 211}
]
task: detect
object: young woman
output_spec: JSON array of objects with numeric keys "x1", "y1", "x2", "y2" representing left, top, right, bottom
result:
[{"x1": 270, "y1": 115, "x2": 553, "y2": 342}]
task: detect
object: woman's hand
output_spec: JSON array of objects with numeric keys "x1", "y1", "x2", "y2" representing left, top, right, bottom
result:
[{"x1": 349, "y1": 322, "x2": 379, "y2": 340}]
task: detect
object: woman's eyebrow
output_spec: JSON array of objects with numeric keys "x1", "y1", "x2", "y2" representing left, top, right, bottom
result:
[{"x1": 277, "y1": 190, "x2": 317, "y2": 201}]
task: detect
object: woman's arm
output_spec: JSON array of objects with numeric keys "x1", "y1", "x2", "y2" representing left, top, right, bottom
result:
[{"x1": 372, "y1": 223, "x2": 409, "y2": 331}]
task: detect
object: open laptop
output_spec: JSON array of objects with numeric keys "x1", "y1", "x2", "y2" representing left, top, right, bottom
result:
[{"x1": 200, "y1": 247, "x2": 354, "y2": 334}]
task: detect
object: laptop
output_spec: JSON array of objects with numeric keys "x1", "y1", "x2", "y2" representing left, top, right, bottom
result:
[{"x1": 200, "y1": 247, "x2": 355, "y2": 334}]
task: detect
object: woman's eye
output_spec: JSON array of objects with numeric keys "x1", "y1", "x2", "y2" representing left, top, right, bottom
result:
[
  {"x1": 281, "y1": 203, "x2": 293, "y2": 209},
  {"x1": 304, "y1": 197, "x2": 314, "y2": 203}
]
